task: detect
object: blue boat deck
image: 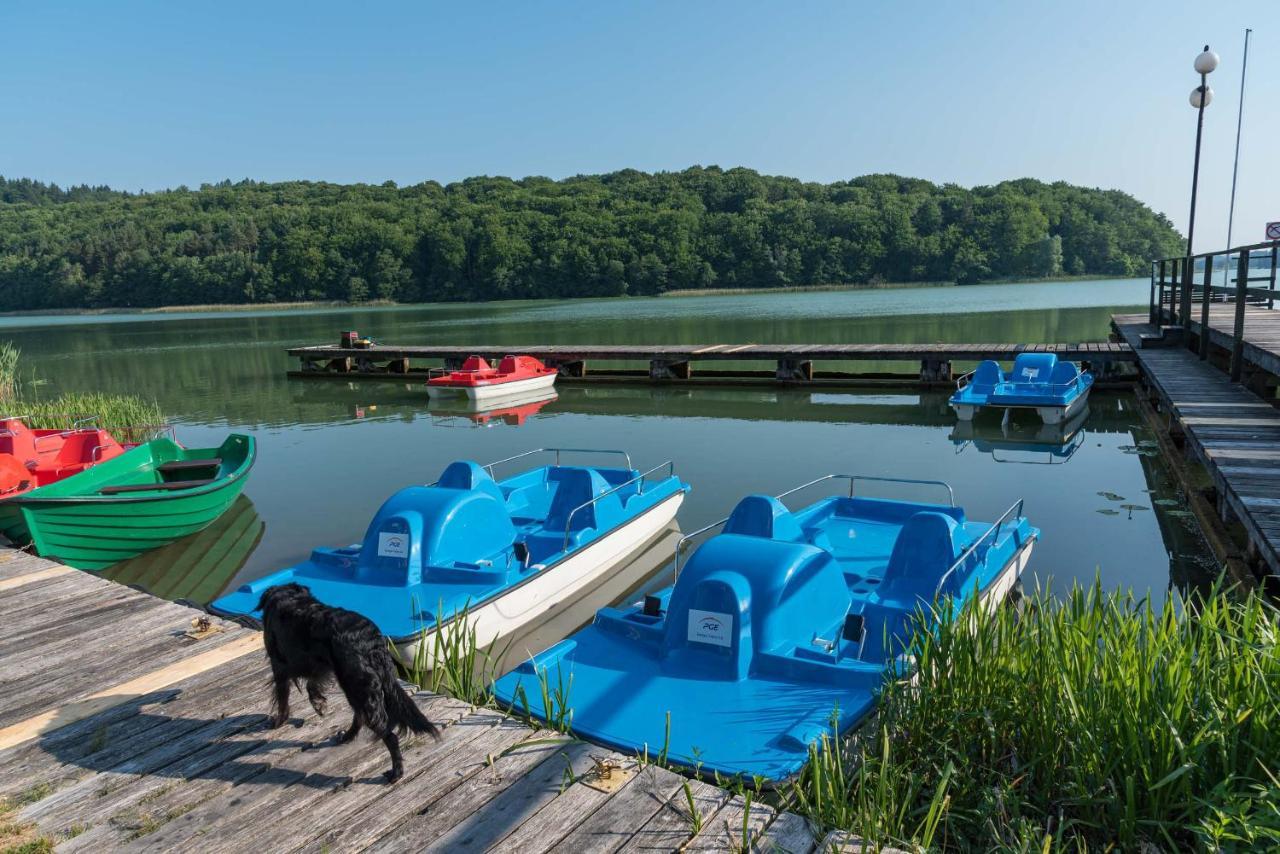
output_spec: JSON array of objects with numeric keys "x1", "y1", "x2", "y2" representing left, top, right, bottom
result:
[{"x1": 495, "y1": 482, "x2": 1037, "y2": 783}]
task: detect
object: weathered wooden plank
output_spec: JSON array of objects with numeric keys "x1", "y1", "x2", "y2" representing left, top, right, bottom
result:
[
  {"x1": 287, "y1": 714, "x2": 534, "y2": 854},
  {"x1": 126, "y1": 705, "x2": 499, "y2": 853},
  {"x1": 547, "y1": 763, "x2": 686, "y2": 853},
  {"x1": 422, "y1": 739, "x2": 600, "y2": 853},
  {"x1": 755, "y1": 811, "x2": 819, "y2": 853},
  {"x1": 615, "y1": 773, "x2": 730, "y2": 853},
  {"x1": 485, "y1": 751, "x2": 627, "y2": 854},
  {"x1": 684, "y1": 794, "x2": 774, "y2": 851}
]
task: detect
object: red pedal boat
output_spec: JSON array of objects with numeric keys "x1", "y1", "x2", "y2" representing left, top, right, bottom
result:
[
  {"x1": 426, "y1": 355, "x2": 558, "y2": 401},
  {"x1": 0, "y1": 418, "x2": 131, "y2": 498}
]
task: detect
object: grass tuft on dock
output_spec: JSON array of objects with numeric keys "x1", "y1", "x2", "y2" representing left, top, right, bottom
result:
[{"x1": 789, "y1": 579, "x2": 1280, "y2": 851}]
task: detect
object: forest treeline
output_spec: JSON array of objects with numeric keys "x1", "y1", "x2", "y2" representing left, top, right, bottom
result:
[{"x1": 0, "y1": 168, "x2": 1182, "y2": 310}]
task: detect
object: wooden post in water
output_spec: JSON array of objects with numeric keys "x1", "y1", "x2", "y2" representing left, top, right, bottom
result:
[
  {"x1": 1200, "y1": 253, "x2": 1214, "y2": 359},
  {"x1": 1270, "y1": 245, "x2": 1277, "y2": 310},
  {"x1": 1230, "y1": 249, "x2": 1250, "y2": 382}
]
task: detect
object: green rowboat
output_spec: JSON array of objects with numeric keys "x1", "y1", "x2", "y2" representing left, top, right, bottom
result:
[{"x1": 0, "y1": 434, "x2": 255, "y2": 571}]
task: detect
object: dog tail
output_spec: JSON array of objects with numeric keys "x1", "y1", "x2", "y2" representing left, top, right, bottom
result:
[{"x1": 388, "y1": 681, "x2": 441, "y2": 740}]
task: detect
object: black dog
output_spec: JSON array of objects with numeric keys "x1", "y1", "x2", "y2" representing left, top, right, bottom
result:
[{"x1": 257, "y1": 583, "x2": 440, "y2": 782}]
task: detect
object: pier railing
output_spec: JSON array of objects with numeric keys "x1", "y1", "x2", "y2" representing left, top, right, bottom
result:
[{"x1": 1151, "y1": 239, "x2": 1280, "y2": 380}]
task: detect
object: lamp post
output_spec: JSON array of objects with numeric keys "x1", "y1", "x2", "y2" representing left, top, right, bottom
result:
[{"x1": 1182, "y1": 44, "x2": 1217, "y2": 328}]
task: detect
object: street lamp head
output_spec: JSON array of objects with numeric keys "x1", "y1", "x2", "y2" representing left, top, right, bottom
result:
[
  {"x1": 1194, "y1": 46, "x2": 1219, "y2": 75},
  {"x1": 1189, "y1": 85, "x2": 1214, "y2": 109}
]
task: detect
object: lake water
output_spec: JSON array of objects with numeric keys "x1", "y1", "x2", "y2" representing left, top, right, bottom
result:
[{"x1": 3, "y1": 277, "x2": 1217, "y2": 652}]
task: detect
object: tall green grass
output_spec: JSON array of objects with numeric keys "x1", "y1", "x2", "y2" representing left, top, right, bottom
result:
[
  {"x1": 0, "y1": 342, "x2": 20, "y2": 401},
  {"x1": 395, "y1": 604, "x2": 510, "y2": 707},
  {"x1": 8, "y1": 394, "x2": 167, "y2": 441},
  {"x1": 789, "y1": 581, "x2": 1280, "y2": 850}
]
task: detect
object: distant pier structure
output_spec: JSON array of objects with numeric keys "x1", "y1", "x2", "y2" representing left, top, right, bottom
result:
[{"x1": 288, "y1": 340, "x2": 1134, "y2": 386}]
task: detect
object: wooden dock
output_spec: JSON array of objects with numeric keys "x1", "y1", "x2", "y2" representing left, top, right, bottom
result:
[
  {"x1": 0, "y1": 549, "x2": 842, "y2": 852},
  {"x1": 1114, "y1": 313, "x2": 1280, "y2": 578},
  {"x1": 287, "y1": 341, "x2": 1133, "y2": 384}
]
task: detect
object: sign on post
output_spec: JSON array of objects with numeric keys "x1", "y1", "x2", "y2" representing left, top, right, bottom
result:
[{"x1": 1267, "y1": 221, "x2": 1280, "y2": 241}]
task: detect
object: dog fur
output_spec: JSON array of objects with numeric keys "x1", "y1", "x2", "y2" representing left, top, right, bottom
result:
[{"x1": 257, "y1": 582, "x2": 440, "y2": 782}]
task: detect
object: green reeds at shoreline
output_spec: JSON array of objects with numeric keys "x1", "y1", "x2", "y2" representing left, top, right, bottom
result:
[{"x1": 791, "y1": 581, "x2": 1280, "y2": 851}]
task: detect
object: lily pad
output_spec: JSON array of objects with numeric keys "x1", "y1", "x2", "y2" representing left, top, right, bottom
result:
[
  {"x1": 1153, "y1": 498, "x2": 1180, "y2": 507},
  {"x1": 1096, "y1": 508, "x2": 1120, "y2": 516},
  {"x1": 1120, "y1": 504, "x2": 1149, "y2": 512},
  {"x1": 1097, "y1": 491, "x2": 1125, "y2": 502}
]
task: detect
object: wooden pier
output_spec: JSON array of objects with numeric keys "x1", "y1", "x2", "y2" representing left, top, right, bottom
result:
[
  {"x1": 0, "y1": 549, "x2": 842, "y2": 852},
  {"x1": 1114, "y1": 312, "x2": 1280, "y2": 579},
  {"x1": 288, "y1": 341, "x2": 1133, "y2": 385}
]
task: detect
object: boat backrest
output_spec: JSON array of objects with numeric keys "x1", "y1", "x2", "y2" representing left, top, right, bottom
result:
[
  {"x1": 435, "y1": 460, "x2": 506, "y2": 504},
  {"x1": 971, "y1": 360, "x2": 1003, "y2": 392},
  {"x1": 498, "y1": 355, "x2": 545, "y2": 374},
  {"x1": 0, "y1": 419, "x2": 37, "y2": 464},
  {"x1": 1010, "y1": 353, "x2": 1058, "y2": 385},
  {"x1": 661, "y1": 533, "x2": 844, "y2": 680},
  {"x1": 460, "y1": 356, "x2": 490, "y2": 372},
  {"x1": 722, "y1": 494, "x2": 804, "y2": 542},
  {"x1": 878, "y1": 511, "x2": 964, "y2": 607},
  {"x1": 1050, "y1": 361, "x2": 1079, "y2": 386},
  {"x1": 358, "y1": 484, "x2": 516, "y2": 585},
  {"x1": 543, "y1": 466, "x2": 613, "y2": 533}
]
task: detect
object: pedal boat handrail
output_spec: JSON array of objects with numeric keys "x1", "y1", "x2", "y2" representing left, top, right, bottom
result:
[
  {"x1": 933, "y1": 497, "x2": 1026, "y2": 596},
  {"x1": 562, "y1": 460, "x2": 677, "y2": 549},
  {"x1": 477, "y1": 447, "x2": 635, "y2": 479},
  {"x1": 672, "y1": 473, "x2": 957, "y2": 578}
]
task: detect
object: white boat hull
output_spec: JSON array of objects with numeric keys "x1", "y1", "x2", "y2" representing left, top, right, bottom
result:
[
  {"x1": 977, "y1": 536, "x2": 1034, "y2": 609},
  {"x1": 951, "y1": 386, "x2": 1091, "y2": 426},
  {"x1": 426, "y1": 373, "x2": 557, "y2": 401},
  {"x1": 397, "y1": 490, "x2": 685, "y2": 664}
]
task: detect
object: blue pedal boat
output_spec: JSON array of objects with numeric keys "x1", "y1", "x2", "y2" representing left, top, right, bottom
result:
[
  {"x1": 493, "y1": 474, "x2": 1037, "y2": 784},
  {"x1": 950, "y1": 353, "x2": 1093, "y2": 425},
  {"x1": 211, "y1": 448, "x2": 689, "y2": 661}
]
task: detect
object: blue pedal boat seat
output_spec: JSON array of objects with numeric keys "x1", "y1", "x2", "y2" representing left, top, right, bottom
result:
[
  {"x1": 210, "y1": 451, "x2": 689, "y2": 643},
  {"x1": 951, "y1": 354, "x2": 1093, "y2": 424},
  {"x1": 493, "y1": 475, "x2": 1038, "y2": 784}
]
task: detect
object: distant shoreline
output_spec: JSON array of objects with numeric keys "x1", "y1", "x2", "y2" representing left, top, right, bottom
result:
[{"x1": 0, "y1": 275, "x2": 1138, "y2": 319}]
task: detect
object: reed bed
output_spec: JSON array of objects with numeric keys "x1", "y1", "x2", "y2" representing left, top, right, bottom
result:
[
  {"x1": 0, "y1": 342, "x2": 19, "y2": 401},
  {"x1": 789, "y1": 581, "x2": 1280, "y2": 851},
  {"x1": 7, "y1": 394, "x2": 167, "y2": 441}
]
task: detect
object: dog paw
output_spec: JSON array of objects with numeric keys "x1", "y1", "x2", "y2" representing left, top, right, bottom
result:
[
  {"x1": 267, "y1": 716, "x2": 287, "y2": 730},
  {"x1": 384, "y1": 768, "x2": 403, "y2": 784}
]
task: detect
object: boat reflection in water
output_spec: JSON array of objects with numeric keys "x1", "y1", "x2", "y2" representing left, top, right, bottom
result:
[
  {"x1": 427, "y1": 389, "x2": 559, "y2": 427},
  {"x1": 100, "y1": 494, "x2": 265, "y2": 605},
  {"x1": 950, "y1": 405, "x2": 1090, "y2": 466}
]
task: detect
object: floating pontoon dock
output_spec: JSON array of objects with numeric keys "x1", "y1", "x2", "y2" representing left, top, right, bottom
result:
[{"x1": 288, "y1": 341, "x2": 1133, "y2": 385}]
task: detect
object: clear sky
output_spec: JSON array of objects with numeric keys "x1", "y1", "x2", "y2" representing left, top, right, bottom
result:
[{"x1": 3, "y1": 1, "x2": 1273, "y2": 248}]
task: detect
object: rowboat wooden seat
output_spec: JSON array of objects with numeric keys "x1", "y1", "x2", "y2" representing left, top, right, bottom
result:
[
  {"x1": 157, "y1": 458, "x2": 222, "y2": 473},
  {"x1": 99, "y1": 478, "x2": 216, "y2": 495}
]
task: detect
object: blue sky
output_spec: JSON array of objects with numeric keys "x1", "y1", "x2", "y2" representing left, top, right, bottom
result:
[{"x1": 3, "y1": 1, "x2": 1273, "y2": 247}]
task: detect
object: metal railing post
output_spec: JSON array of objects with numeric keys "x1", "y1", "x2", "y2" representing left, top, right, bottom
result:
[
  {"x1": 1200, "y1": 253, "x2": 1213, "y2": 359},
  {"x1": 1230, "y1": 249, "x2": 1250, "y2": 382},
  {"x1": 1158, "y1": 259, "x2": 1168, "y2": 323},
  {"x1": 1181, "y1": 256, "x2": 1194, "y2": 329},
  {"x1": 1149, "y1": 262, "x2": 1158, "y2": 325},
  {"x1": 1270, "y1": 245, "x2": 1277, "y2": 310}
]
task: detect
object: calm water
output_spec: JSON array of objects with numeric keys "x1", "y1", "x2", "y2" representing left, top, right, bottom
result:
[{"x1": 5, "y1": 278, "x2": 1217, "y2": 644}]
